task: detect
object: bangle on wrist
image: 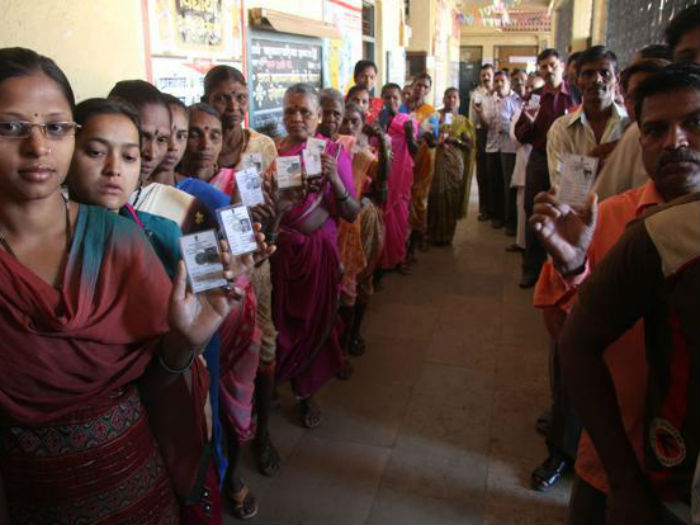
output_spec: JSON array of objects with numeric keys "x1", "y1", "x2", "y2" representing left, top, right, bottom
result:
[{"x1": 158, "y1": 349, "x2": 195, "y2": 374}]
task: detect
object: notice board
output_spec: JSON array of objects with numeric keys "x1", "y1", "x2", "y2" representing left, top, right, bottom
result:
[{"x1": 248, "y1": 32, "x2": 323, "y2": 136}]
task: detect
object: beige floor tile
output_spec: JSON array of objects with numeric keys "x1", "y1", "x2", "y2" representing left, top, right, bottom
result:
[
  {"x1": 249, "y1": 436, "x2": 390, "y2": 525},
  {"x1": 395, "y1": 364, "x2": 494, "y2": 459}
]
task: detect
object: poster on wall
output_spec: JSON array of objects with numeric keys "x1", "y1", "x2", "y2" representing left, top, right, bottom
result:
[
  {"x1": 146, "y1": 0, "x2": 243, "y2": 103},
  {"x1": 323, "y1": 0, "x2": 362, "y2": 93},
  {"x1": 248, "y1": 34, "x2": 323, "y2": 136}
]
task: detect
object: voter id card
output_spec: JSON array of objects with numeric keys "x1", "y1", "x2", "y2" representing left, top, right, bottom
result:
[
  {"x1": 275, "y1": 155, "x2": 303, "y2": 189},
  {"x1": 216, "y1": 204, "x2": 258, "y2": 256},
  {"x1": 302, "y1": 148, "x2": 322, "y2": 178},
  {"x1": 306, "y1": 137, "x2": 327, "y2": 154},
  {"x1": 179, "y1": 229, "x2": 227, "y2": 293},
  {"x1": 241, "y1": 152, "x2": 263, "y2": 174},
  {"x1": 235, "y1": 167, "x2": 265, "y2": 207},
  {"x1": 557, "y1": 154, "x2": 599, "y2": 210}
]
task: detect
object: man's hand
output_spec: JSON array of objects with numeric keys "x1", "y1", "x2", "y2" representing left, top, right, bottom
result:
[{"x1": 529, "y1": 188, "x2": 598, "y2": 275}]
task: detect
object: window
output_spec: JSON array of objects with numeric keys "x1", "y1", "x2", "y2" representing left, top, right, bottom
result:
[
  {"x1": 606, "y1": 0, "x2": 699, "y2": 66},
  {"x1": 362, "y1": 1, "x2": 375, "y2": 61}
]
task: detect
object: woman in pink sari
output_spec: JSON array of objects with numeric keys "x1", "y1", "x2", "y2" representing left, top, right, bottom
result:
[
  {"x1": 272, "y1": 83, "x2": 359, "y2": 428},
  {"x1": 377, "y1": 83, "x2": 418, "y2": 273}
]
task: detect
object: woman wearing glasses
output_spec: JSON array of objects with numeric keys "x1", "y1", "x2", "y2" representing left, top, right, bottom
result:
[{"x1": 0, "y1": 47, "x2": 242, "y2": 524}]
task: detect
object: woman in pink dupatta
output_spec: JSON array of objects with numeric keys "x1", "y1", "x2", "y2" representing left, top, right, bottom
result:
[
  {"x1": 377, "y1": 83, "x2": 418, "y2": 272},
  {"x1": 272, "y1": 83, "x2": 360, "y2": 428}
]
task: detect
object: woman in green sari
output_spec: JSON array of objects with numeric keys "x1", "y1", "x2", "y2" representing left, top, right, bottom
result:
[{"x1": 427, "y1": 87, "x2": 476, "y2": 245}]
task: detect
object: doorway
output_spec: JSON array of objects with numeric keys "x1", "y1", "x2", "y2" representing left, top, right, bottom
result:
[{"x1": 459, "y1": 46, "x2": 482, "y2": 115}]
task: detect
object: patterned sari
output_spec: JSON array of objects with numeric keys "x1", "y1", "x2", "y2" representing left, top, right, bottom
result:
[
  {"x1": 271, "y1": 138, "x2": 356, "y2": 397},
  {"x1": 0, "y1": 204, "x2": 180, "y2": 524},
  {"x1": 409, "y1": 104, "x2": 437, "y2": 233},
  {"x1": 427, "y1": 113, "x2": 476, "y2": 244}
]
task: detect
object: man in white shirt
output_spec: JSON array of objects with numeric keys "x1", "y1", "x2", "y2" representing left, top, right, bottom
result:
[
  {"x1": 546, "y1": 46, "x2": 629, "y2": 187},
  {"x1": 476, "y1": 70, "x2": 522, "y2": 232},
  {"x1": 593, "y1": 59, "x2": 669, "y2": 200},
  {"x1": 469, "y1": 64, "x2": 494, "y2": 221}
]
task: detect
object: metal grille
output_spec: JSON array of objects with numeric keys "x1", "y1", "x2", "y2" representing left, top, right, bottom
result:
[
  {"x1": 606, "y1": 0, "x2": 699, "y2": 67},
  {"x1": 556, "y1": 0, "x2": 573, "y2": 55}
]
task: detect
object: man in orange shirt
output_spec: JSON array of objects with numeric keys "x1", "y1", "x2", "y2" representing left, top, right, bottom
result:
[{"x1": 530, "y1": 63, "x2": 700, "y2": 522}]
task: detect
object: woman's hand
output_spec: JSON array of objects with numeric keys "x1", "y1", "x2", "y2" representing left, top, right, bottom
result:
[{"x1": 168, "y1": 239, "x2": 244, "y2": 351}]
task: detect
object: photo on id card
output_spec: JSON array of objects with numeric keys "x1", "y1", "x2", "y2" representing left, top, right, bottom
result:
[
  {"x1": 557, "y1": 154, "x2": 599, "y2": 210},
  {"x1": 275, "y1": 155, "x2": 303, "y2": 188},
  {"x1": 216, "y1": 204, "x2": 258, "y2": 256},
  {"x1": 179, "y1": 229, "x2": 228, "y2": 294},
  {"x1": 235, "y1": 167, "x2": 265, "y2": 207}
]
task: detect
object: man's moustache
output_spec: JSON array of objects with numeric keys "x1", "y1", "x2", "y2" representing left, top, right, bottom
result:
[{"x1": 657, "y1": 147, "x2": 700, "y2": 169}]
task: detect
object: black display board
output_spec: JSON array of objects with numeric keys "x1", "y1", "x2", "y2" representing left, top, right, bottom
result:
[{"x1": 248, "y1": 32, "x2": 323, "y2": 136}]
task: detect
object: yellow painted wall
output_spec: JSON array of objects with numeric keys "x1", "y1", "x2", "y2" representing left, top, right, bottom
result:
[{"x1": 0, "y1": 0, "x2": 147, "y2": 102}]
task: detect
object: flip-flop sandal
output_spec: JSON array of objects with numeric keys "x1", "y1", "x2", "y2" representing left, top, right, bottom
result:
[
  {"x1": 254, "y1": 434, "x2": 281, "y2": 477},
  {"x1": 229, "y1": 484, "x2": 258, "y2": 520},
  {"x1": 299, "y1": 399, "x2": 322, "y2": 429},
  {"x1": 348, "y1": 337, "x2": 366, "y2": 356}
]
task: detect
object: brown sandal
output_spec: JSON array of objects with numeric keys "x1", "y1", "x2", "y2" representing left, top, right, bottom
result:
[{"x1": 229, "y1": 484, "x2": 258, "y2": 520}]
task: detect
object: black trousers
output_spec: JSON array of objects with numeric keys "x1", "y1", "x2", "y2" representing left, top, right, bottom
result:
[
  {"x1": 500, "y1": 152, "x2": 517, "y2": 232},
  {"x1": 522, "y1": 148, "x2": 551, "y2": 279},
  {"x1": 547, "y1": 340, "x2": 581, "y2": 461},
  {"x1": 486, "y1": 152, "x2": 504, "y2": 223},
  {"x1": 567, "y1": 475, "x2": 687, "y2": 525},
  {"x1": 475, "y1": 128, "x2": 489, "y2": 214}
]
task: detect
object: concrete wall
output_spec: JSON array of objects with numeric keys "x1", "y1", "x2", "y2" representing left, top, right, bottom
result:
[{"x1": 0, "y1": 0, "x2": 147, "y2": 101}]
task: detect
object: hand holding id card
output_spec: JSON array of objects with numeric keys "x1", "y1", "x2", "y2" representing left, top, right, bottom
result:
[
  {"x1": 235, "y1": 167, "x2": 265, "y2": 207},
  {"x1": 180, "y1": 230, "x2": 228, "y2": 293},
  {"x1": 216, "y1": 204, "x2": 259, "y2": 256},
  {"x1": 275, "y1": 155, "x2": 303, "y2": 189},
  {"x1": 557, "y1": 154, "x2": 598, "y2": 210}
]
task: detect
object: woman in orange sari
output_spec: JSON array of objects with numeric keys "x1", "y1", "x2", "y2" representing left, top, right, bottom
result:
[
  {"x1": 338, "y1": 102, "x2": 389, "y2": 357},
  {"x1": 408, "y1": 73, "x2": 438, "y2": 257}
]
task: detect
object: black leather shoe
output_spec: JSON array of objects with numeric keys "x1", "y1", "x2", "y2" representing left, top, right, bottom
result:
[
  {"x1": 506, "y1": 244, "x2": 525, "y2": 253},
  {"x1": 531, "y1": 454, "x2": 570, "y2": 491},
  {"x1": 477, "y1": 212, "x2": 490, "y2": 222}
]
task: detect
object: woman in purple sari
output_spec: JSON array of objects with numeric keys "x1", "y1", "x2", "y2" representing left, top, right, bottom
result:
[{"x1": 272, "y1": 83, "x2": 359, "y2": 428}]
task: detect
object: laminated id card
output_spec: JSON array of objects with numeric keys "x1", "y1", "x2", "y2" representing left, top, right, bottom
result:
[
  {"x1": 235, "y1": 167, "x2": 265, "y2": 207},
  {"x1": 306, "y1": 137, "x2": 327, "y2": 154},
  {"x1": 444, "y1": 113, "x2": 453, "y2": 126},
  {"x1": 179, "y1": 229, "x2": 227, "y2": 293},
  {"x1": 216, "y1": 204, "x2": 258, "y2": 256},
  {"x1": 241, "y1": 152, "x2": 263, "y2": 174},
  {"x1": 557, "y1": 154, "x2": 599, "y2": 210},
  {"x1": 302, "y1": 148, "x2": 322, "y2": 177},
  {"x1": 275, "y1": 155, "x2": 303, "y2": 188}
]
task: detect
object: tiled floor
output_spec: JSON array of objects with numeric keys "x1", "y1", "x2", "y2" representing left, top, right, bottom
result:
[{"x1": 227, "y1": 195, "x2": 572, "y2": 524}]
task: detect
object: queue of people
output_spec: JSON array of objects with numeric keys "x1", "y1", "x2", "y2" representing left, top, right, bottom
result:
[{"x1": 0, "y1": 4, "x2": 698, "y2": 525}]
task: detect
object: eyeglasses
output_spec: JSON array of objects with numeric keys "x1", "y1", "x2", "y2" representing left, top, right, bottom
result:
[{"x1": 0, "y1": 121, "x2": 81, "y2": 140}]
